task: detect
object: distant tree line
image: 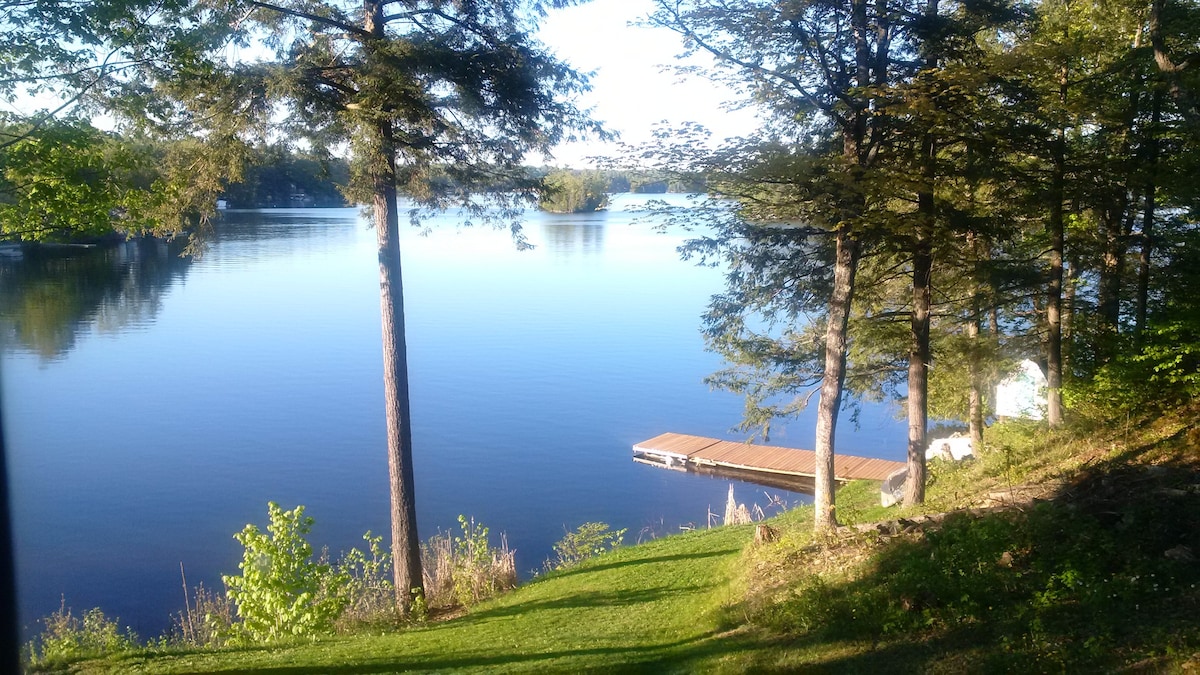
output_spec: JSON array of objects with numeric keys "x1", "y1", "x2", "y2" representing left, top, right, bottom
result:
[{"x1": 221, "y1": 145, "x2": 350, "y2": 209}]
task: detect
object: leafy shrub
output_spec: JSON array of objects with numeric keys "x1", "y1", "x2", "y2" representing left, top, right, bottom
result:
[
  {"x1": 1069, "y1": 317, "x2": 1200, "y2": 416},
  {"x1": 222, "y1": 502, "x2": 350, "y2": 643},
  {"x1": 549, "y1": 522, "x2": 626, "y2": 571},
  {"x1": 26, "y1": 601, "x2": 138, "y2": 668}
]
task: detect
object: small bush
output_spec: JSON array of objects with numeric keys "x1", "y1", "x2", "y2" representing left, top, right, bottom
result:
[
  {"x1": 222, "y1": 502, "x2": 350, "y2": 643},
  {"x1": 26, "y1": 601, "x2": 138, "y2": 668},
  {"x1": 549, "y1": 522, "x2": 626, "y2": 571}
]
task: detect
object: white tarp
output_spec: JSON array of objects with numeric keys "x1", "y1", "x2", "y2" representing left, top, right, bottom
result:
[
  {"x1": 925, "y1": 435, "x2": 974, "y2": 461},
  {"x1": 995, "y1": 359, "x2": 1048, "y2": 421}
]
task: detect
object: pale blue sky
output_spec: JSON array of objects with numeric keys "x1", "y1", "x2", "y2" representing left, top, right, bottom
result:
[{"x1": 537, "y1": 0, "x2": 759, "y2": 167}]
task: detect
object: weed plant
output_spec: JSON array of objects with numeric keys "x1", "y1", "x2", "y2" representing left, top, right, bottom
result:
[
  {"x1": 421, "y1": 515, "x2": 516, "y2": 609},
  {"x1": 547, "y1": 522, "x2": 626, "y2": 571},
  {"x1": 25, "y1": 601, "x2": 138, "y2": 669}
]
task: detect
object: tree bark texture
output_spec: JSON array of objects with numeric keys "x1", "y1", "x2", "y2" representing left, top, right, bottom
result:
[
  {"x1": 904, "y1": 126, "x2": 935, "y2": 507},
  {"x1": 372, "y1": 117, "x2": 424, "y2": 611},
  {"x1": 813, "y1": 225, "x2": 860, "y2": 530},
  {"x1": 1045, "y1": 70, "x2": 1067, "y2": 428}
]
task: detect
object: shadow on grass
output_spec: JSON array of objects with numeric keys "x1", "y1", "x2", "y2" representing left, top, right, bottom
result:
[
  {"x1": 462, "y1": 584, "x2": 715, "y2": 623},
  {"x1": 739, "y1": 442, "x2": 1200, "y2": 672},
  {"x1": 169, "y1": 631, "x2": 747, "y2": 674},
  {"x1": 539, "y1": 548, "x2": 742, "y2": 581}
]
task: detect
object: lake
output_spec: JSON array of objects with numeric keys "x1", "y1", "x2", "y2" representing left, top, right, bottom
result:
[{"x1": 0, "y1": 193, "x2": 907, "y2": 637}]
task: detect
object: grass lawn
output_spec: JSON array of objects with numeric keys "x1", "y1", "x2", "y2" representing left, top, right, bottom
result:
[{"x1": 64, "y1": 525, "x2": 766, "y2": 674}]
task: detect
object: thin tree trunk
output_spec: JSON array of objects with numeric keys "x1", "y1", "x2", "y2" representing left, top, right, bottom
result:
[
  {"x1": 903, "y1": 0, "x2": 938, "y2": 506},
  {"x1": 814, "y1": 225, "x2": 860, "y2": 530},
  {"x1": 968, "y1": 307, "x2": 984, "y2": 449},
  {"x1": 1137, "y1": 88, "x2": 1163, "y2": 339},
  {"x1": 905, "y1": 235, "x2": 932, "y2": 505},
  {"x1": 966, "y1": 231, "x2": 985, "y2": 452},
  {"x1": 374, "y1": 126, "x2": 424, "y2": 611},
  {"x1": 904, "y1": 129, "x2": 935, "y2": 507},
  {"x1": 1046, "y1": 69, "x2": 1067, "y2": 428}
]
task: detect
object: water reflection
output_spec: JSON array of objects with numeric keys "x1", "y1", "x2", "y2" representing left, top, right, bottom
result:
[
  {"x1": 0, "y1": 240, "x2": 192, "y2": 361},
  {"x1": 541, "y1": 215, "x2": 606, "y2": 257}
]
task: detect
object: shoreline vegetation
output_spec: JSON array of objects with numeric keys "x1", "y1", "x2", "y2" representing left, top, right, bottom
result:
[{"x1": 25, "y1": 404, "x2": 1200, "y2": 673}]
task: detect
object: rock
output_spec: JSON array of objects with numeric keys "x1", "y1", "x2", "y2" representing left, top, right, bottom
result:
[{"x1": 1165, "y1": 545, "x2": 1195, "y2": 562}]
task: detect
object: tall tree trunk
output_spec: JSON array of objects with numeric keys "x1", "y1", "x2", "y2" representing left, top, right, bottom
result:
[
  {"x1": 1137, "y1": 89, "x2": 1163, "y2": 339},
  {"x1": 903, "y1": 0, "x2": 938, "y2": 507},
  {"x1": 373, "y1": 120, "x2": 424, "y2": 611},
  {"x1": 1046, "y1": 68, "x2": 1067, "y2": 428},
  {"x1": 1096, "y1": 75, "x2": 1142, "y2": 364},
  {"x1": 812, "y1": 0, "x2": 873, "y2": 531},
  {"x1": 967, "y1": 233, "x2": 985, "y2": 452},
  {"x1": 904, "y1": 128, "x2": 935, "y2": 507},
  {"x1": 814, "y1": 225, "x2": 860, "y2": 530},
  {"x1": 905, "y1": 234, "x2": 932, "y2": 505},
  {"x1": 364, "y1": 0, "x2": 422, "y2": 614}
]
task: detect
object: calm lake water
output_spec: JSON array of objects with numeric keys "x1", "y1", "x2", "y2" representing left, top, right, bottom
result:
[{"x1": 1, "y1": 193, "x2": 906, "y2": 636}]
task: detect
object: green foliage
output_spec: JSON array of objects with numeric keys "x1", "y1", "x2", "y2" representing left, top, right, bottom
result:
[
  {"x1": 750, "y1": 479, "x2": 1200, "y2": 669},
  {"x1": 222, "y1": 502, "x2": 349, "y2": 643},
  {"x1": 550, "y1": 522, "x2": 627, "y2": 571},
  {"x1": 538, "y1": 170, "x2": 609, "y2": 213},
  {"x1": 26, "y1": 602, "x2": 138, "y2": 668},
  {"x1": 0, "y1": 119, "x2": 155, "y2": 242},
  {"x1": 1068, "y1": 315, "x2": 1200, "y2": 416}
]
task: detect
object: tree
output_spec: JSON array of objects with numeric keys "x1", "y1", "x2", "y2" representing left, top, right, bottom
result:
[
  {"x1": 650, "y1": 0, "x2": 960, "y2": 525},
  {"x1": 538, "y1": 169, "x2": 609, "y2": 213},
  {"x1": 155, "y1": 0, "x2": 595, "y2": 612}
]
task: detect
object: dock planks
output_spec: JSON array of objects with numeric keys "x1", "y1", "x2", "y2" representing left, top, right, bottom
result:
[{"x1": 633, "y1": 432, "x2": 903, "y2": 482}]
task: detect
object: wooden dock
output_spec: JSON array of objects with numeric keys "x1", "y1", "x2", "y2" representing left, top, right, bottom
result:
[{"x1": 633, "y1": 432, "x2": 904, "y2": 485}]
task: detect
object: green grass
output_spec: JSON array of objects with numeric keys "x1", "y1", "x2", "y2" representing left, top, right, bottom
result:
[
  {"x1": 47, "y1": 409, "x2": 1200, "y2": 673},
  {"x1": 61, "y1": 526, "x2": 763, "y2": 674}
]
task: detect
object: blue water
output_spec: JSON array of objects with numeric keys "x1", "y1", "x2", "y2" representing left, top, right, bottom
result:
[{"x1": 0, "y1": 194, "x2": 907, "y2": 637}]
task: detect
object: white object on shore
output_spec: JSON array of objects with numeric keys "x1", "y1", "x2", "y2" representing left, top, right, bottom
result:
[
  {"x1": 925, "y1": 434, "x2": 974, "y2": 461},
  {"x1": 995, "y1": 359, "x2": 1048, "y2": 421},
  {"x1": 880, "y1": 466, "x2": 908, "y2": 507}
]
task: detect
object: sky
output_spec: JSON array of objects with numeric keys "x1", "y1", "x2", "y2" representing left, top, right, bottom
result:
[{"x1": 535, "y1": 0, "x2": 760, "y2": 167}]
